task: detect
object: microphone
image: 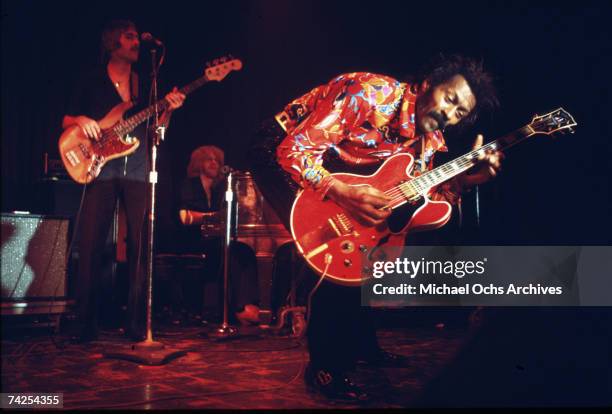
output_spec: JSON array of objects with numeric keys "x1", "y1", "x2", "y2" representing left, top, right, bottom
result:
[
  {"x1": 140, "y1": 32, "x2": 164, "y2": 47},
  {"x1": 221, "y1": 165, "x2": 235, "y2": 175}
]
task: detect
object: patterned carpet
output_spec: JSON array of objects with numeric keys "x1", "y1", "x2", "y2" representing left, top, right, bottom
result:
[
  {"x1": 1, "y1": 321, "x2": 468, "y2": 409},
  {"x1": 6, "y1": 307, "x2": 609, "y2": 409}
]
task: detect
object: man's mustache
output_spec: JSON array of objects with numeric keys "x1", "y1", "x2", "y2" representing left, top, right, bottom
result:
[{"x1": 428, "y1": 111, "x2": 448, "y2": 130}]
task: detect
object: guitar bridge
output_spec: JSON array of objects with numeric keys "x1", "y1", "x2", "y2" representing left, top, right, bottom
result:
[
  {"x1": 87, "y1": 154, "x2": 105, "y2": 177},
  {"x1": 328, "y1": 213, "x2": 354, "y2": 236}
]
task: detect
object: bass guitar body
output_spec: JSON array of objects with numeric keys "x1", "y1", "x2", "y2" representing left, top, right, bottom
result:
[
  {"x1": 58, "y1": 101, "x2": 139, "y2": 184},
  {"x1": 58, "y1": 57, "x2": 243, "y2": 184},
  {"x1": 290, "y1": 153, "x2": 452, "y2": 286}
]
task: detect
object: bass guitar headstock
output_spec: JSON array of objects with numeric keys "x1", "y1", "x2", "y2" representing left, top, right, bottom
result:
[{"x1": 204, "y1": 55, "x2": 243, "y2": 82}]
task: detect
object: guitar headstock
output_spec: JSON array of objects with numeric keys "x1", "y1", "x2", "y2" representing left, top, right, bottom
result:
[
  {"x1": 204, "y1": 55, "x2": 243, "y2": 82},
  {"x1": 529, "y1": 107, "x2": 577, "y2": 136}
]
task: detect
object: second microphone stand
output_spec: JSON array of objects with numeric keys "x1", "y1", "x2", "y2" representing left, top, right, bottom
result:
[{"x1": 209, "y1": 170, "x2": 240, "y2": 340}]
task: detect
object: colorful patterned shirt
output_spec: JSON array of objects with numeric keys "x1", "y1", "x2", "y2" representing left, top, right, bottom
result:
[{"x1": 275, "y1": 72, "x2": 462, "y2": 203}]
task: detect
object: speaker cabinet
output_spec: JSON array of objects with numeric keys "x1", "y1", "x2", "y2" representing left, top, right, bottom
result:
[{"x1": 1, "y1": 213, "x2": 71, "y2": 315}]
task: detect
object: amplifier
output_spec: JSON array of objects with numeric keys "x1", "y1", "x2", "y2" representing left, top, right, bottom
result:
[{"x1": 1, "y1": 213, "x2": 70, "y2": 314}]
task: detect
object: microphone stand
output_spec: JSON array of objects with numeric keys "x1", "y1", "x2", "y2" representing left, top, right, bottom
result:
[
  {"x1": 209, "y1": 170, "x2": 239, "y2": 340},
  {"x1": 104, "y1": 45, "x2": 185, "y2": 365}
]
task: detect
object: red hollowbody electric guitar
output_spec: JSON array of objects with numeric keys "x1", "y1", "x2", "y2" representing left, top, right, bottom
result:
[
  {"x1": 58, "y1": 57, "x2": 242, "y2": 184},
  {"x1": 290, "y1": 108, "x2": 577, "y2": 285}
]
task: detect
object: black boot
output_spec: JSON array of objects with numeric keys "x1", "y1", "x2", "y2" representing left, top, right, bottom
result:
[{"x1": 304, "y1": 363, "x2": 370, "y2": 403}]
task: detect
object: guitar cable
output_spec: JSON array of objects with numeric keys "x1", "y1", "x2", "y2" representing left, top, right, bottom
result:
[
  {"x1": 300, "y1": 253, "x2": 333, "y2": 339},
  {"x1": 48, "y1": 180, "x2": 89, "y2": 349}
]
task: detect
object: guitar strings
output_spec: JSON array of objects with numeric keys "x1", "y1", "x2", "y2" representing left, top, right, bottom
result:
[
  {"x1": 380, "y1": 139, "x2": 503, "y2": 208},
  {"x1": 83, "y1": 70, "x2": 234, "y2": 162}
]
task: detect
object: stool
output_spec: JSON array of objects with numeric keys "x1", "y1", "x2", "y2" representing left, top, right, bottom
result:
[{"x1": 154, "y1": 253, "x2": 210, "y2": 317}]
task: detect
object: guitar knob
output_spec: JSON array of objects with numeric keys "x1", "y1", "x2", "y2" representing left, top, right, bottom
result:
[
  {"x1": 359, "y1": 245, "x2": 368, "y2": 253},
  {"x1": 344, "y1": 259, "x2": 352, "y2": 267},
  {"x1": 340, "y1": 241, "x2": 355, "y2": 253}
]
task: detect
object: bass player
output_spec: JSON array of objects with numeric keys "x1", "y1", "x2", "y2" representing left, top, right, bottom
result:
[{"x1": 62, "y1": 19, "x2": 185, "y2": 342}]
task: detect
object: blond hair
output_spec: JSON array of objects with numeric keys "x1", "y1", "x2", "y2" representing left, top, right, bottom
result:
[{"x1": 187, "y1": 145, "x2": 225, "y2": 178}]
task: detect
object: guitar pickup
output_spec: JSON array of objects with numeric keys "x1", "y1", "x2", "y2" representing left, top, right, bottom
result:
[{"x1": 65, "y1": 150, "x2": 80, "y2": 167}]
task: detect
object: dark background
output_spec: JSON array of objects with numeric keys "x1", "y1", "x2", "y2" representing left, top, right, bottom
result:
[
  {"x1": 2, "y1": 1, "x2": 611, "y2": 404},
  {"x1": 2, "y1": 0, "x2": 611, "y2": 244}
]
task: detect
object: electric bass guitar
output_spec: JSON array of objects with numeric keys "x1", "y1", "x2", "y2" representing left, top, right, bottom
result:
[
  {"x1": 58, "y1": 57, "x2": 242, "y2": 184},
  {"x1": 289, "y1": 108, "x2": 577, "y2": 285}
]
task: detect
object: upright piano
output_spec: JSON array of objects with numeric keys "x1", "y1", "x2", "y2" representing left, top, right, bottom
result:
[{"x1": 200, "y1": 171, "x2": 293, "y2": 325}]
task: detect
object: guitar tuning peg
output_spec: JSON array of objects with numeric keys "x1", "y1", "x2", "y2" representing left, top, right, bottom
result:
[
  {"x1": 220, "y1": 56, "x2": 227, "y2": 63},
  {"x1": 569, "y1": 127, "x2": 575, "y2": 134},
  {"x1": 228, "y1": 54, "x2": 234, "y2": 59}
]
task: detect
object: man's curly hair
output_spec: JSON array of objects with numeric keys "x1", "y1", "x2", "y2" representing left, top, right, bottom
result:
[{"x1": 417, "y1": 54, "x2": 499, "y2": 129}]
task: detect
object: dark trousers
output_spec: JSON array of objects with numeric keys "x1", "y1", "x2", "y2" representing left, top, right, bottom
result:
[
  {"x1": 249, "y1": 119, "x2": 380, "y2": 372},
  {"x1": 202, "y1": 241, "x2": 260, "y2": 314},
  {"x1": 178, "y1": 226, "x2": 259, "y2": 315},
  {"x1": 228, "y1": 242, "x2": 259, "y2": 311},
  {"x1": 76, "y1": 176, "x2": 147, "y2": 336}
]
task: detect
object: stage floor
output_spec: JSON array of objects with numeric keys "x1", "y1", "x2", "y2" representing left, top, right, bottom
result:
[{"x1": 1, "y1": 321, "x2": 467, "y2": 409}]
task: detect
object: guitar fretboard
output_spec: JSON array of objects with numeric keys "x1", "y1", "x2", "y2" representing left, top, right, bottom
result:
[
  {"x1": 398, "y1": 125, "x2": 535, "y2": 198},
  {"x1": 112, "y1": 75, "x2": 211, "y2": 137}
]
